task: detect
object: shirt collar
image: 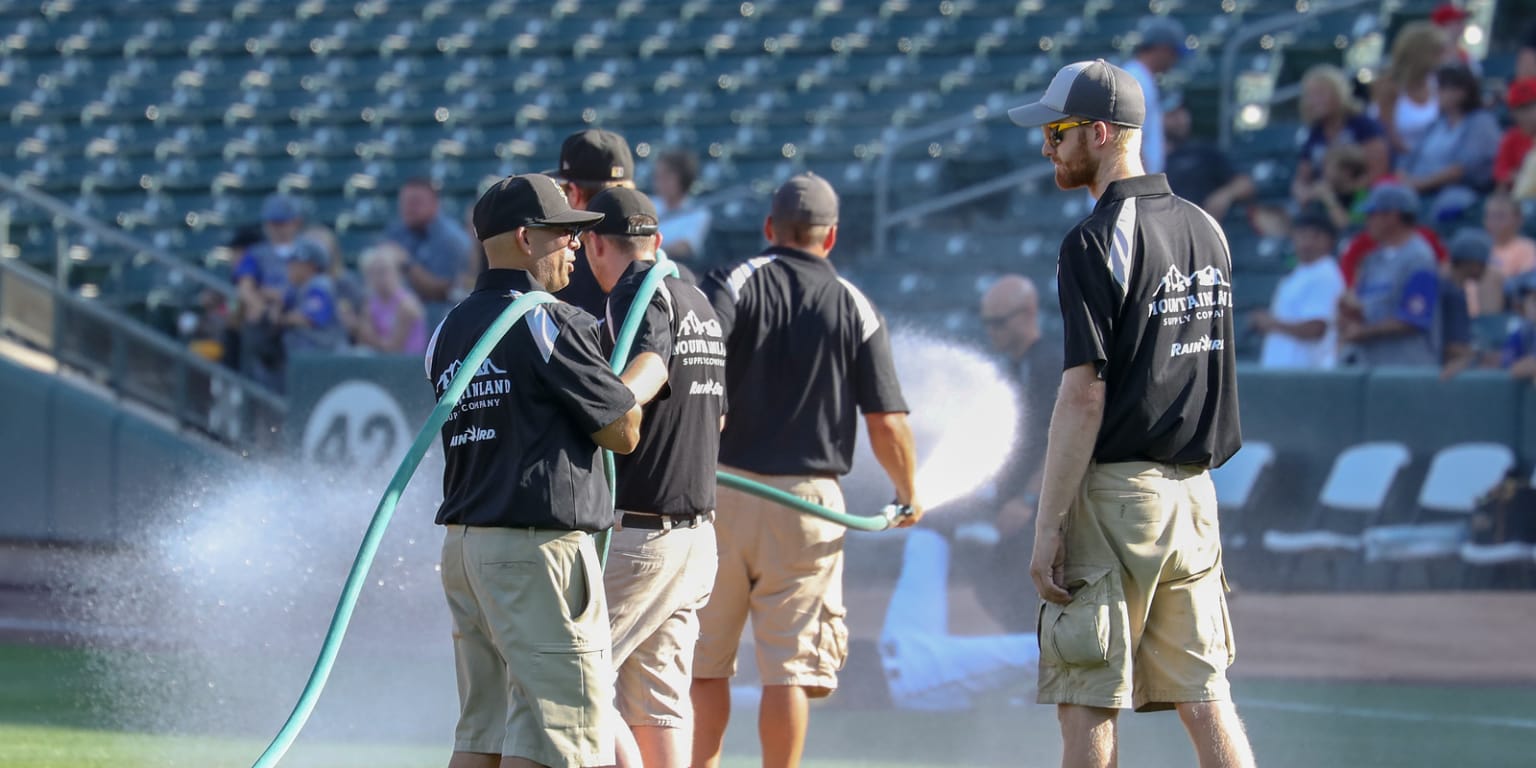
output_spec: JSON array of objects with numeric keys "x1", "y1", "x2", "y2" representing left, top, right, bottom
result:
[
  {"x1": 1094, "y1": 174, "x2": 1173, "y2": 210},
  {"x1": 620, "y1": 259, "x2": 654, "y2": 282},
  {"x1": 475, "y1": 268, "x2": 541, "y2": 295},
  {"x1": 763, "y1": 244, "x2": 835, "y2": 270}
]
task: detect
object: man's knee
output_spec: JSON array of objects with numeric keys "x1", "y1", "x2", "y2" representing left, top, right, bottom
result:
[
  {"x1": 1174, "y1": 699, "x2": 1236, "y2": 727},
  {"x1": 1058, "y1": 703, "x2": 1119, "y2": 726}
]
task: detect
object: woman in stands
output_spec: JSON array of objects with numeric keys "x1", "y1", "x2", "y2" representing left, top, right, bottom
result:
[
  {"x1": 1398, "y1": 64, "x2": 1501, "y2": 223},
  {"x1": 352, "y1": 242, "x2": 428, "y2": 355},
  {"x1": 1372, "y1": 21, "x2": 1450, "y2": 158},
  {"x1": 1290, "y1": 64, "x2": 1390, "y2": 208}
]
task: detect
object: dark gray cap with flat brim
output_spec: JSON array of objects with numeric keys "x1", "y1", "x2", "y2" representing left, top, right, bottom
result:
[
  {"x1": 1008, "y1": 58, "x2": 1146, "y2": 129},
  {"x1": 472, "y1": 173, "x2": 604, "y2": 242}
]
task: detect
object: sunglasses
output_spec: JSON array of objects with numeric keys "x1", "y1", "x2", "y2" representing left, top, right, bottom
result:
[
  {"x1": 525, "y1": 224, "x2": 586, "y2": 247},
  {"x1": 1044, "y1": 119, "x2": 1095, "y2": 146}
]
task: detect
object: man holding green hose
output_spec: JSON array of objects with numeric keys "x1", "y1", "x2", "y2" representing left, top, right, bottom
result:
[
  {"x1": 580, "y1": 186, "x2": 728, "y2": 768},
  {"x1": 426, "y1": 173, "x2": 643, "y2": 768},
  {"x1": 692, "y1": 173, "x2": 923, "y2": 768}
]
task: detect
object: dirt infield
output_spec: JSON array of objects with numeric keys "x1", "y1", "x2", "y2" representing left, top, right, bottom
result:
[{"x1": 845, "y1": 584, "x2": 1536, "y2": 685}]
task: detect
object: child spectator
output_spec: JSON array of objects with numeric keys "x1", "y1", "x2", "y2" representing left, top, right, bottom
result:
[
  {"x1": 1398, "y1": 64, "x2": 1500, "y2": 223},
  {"x1": 1254, "y1": 210, "x2": 1347, "y2": 369},
  {"x1": 1498, "y1": 274, "x2": 1536, "y2": 380},
  {"x1": 1437, "y1": 229, "x2": 1488, "y2": 379},
  {"x1": 1495, "y1": 79, "x2": 1536, "y2": 197},
  {"x1": 353, "y1": 242, "x2": 428, "y2": 356},
  {"x1": 277, "y1": 238, "x2": 347, "y2": 361},
  {"x1": 1473, "y1": 193, "x2": 1536, "y2": 314},
  {"x1": 1298, "y1": 143, "x2": 1373, "y2": 234},
  {"x1": 303, "y1": 223, "x2": 363, "y2": 341},
  {"x1": 1291, "y1": 65, "x2": 1391, "y2": 206}
]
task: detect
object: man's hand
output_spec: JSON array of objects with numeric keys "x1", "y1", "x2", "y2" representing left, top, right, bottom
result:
[
  {"x1": 1030, "y1": 527, "x2": 1071, "y2": 605},
  {"x1": 892, "y1": 499, "x2": 925, "y2": 528},
  {"x1": 997, "y1": 496, "x2": 1036, "y2": 537}
]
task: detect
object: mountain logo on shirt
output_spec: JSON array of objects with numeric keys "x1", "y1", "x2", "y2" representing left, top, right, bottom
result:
[
  {"x1": 436, "y1": 359, "x2": 509, "y2": 393},
  {"x1": 1158, "y1": 265, "x2": 1227, "y2": 294},
  {"x1": 678, "y1": 310, "x2": 723, "y2": 338}
]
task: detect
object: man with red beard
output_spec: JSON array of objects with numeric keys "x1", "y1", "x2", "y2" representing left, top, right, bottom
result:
[{"x1": 1008, "y1": 60, "x2": 1255, "y2": 768}]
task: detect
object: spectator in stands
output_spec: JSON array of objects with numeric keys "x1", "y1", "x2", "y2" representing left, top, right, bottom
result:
[
  {"x1": 652, "y1": 148, "x2": 711, "y2": 270},
  {"x1": 1291, "y1": 65, "x2": 1391, "y2": 207},
  {"x1": 1498, "y1": 273, "x2": 1536, "y2": 379},
  {"x1": 1254, "y1": 210, "x2": 1347, "y2": 369},
  {"x1": 303, "y1": 223, "x2": 362, "y2": 342},
  {"x1": 1338, "y1": 184, "x2": 1441, "y2": 367},
  {"x1": 233, "y1": 194, "x2": 306, "y2": 386},
  {"x1": 1518, "y1": 21, "x2": 1536, "y2": 81},
  {"x1": 1430, "y1": 3, "x2": 1479, "y2": 74},
  {"x1": 1372, "y1": 21, "x2": 1449, "y2": 157},
  {"x1": 1495, "y1": 78, "x2": 1536, "y2": 197},
  {"x1": 1162, "y1": 95, "x2": 1255, "y2": 221},
  {"x1": 384, "y1": 177, "x2": 471, "y2": 328},
  {"x1": 1472, "y1": 193, "x2": 1535, "y2": 314},
  {"x1": 1297, "y1": 143, "x2": 1373, "y2": 234},
  {"x1": 974, "y1": 274, "x2": 1061, "y2": 632},
  {"x1": 1398, "y1": 64, "x2": 1500, "y2": 223},
  {"x1": 1436, "y1": 228, "x2": 1487, "y2": 380},
  {"x1": 275, "y1": 237, "x2": 347, "y2": 360},
  {"x1": 352, "y1": 242, "x2": 427, "y2": 355},
  {"x1": 1122, "y1": 16, "x2": 1185, "y2": 175}
]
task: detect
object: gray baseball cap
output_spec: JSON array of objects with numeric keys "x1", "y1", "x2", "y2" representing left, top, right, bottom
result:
[
  {"x1": 1362, "y1": 183, "x2": 1421, "y2": 217},
  {"x1": 1008, "y1": 59, "x2": 1146, "y2": 129},
  {"x1": 1135, "y1": 16, "x2": 1189, "y2": 55},
  {"x1": 771, "y1": 173, "x2": 839, "y2": 226},
  {"x1": 1448, "y1": 228, "x2": 1492, "y2": 264}
]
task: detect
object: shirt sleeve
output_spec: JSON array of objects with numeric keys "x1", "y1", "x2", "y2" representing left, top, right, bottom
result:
[
  {"x1": 1056, "y1": 228, "x2": 1120, "y2": 375},
  {"x1": 604, "y1": 275, "x2": 674, "y2": 367},
  {"x1": 421, "y1": 226, "x2": 470, "y2": 281},
  {"x1": 700, "y1": 266, "x2": 738, "y2": 341},
  {"x1": 1495, "y1": 130, "x2": 1524, "y2": 185},
  {"x1": 1440, "y1": 286, "x2": 1472, "y2": 347},
  {"x1": 301, "y1": 285, "x2": 336, "y2": 328},
  {"x1": 853, "y1": 320, "x2": 909, "y2": 414},
  {"x1": 1455, "y1": 113, "x2": 1502, "y2": 188},
  {"x1": 1395, "y1": 269, "x2": 1439, "y2": 331},
  {"x1": 1350, "y1": 115, "x2": 1385, "y2": 142},
  {"x1": 538, "y1": 310, "x2": 638, "y2": 435},
  {"x1": 1293, "y1": 264, "x2": 1346, "y2": 322}
]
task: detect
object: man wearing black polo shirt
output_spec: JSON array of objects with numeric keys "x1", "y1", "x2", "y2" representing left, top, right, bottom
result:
[
  {"x1": 1009, "y1": 60, "x2": 1255, "y2": 768},
  {"x1": 426, "y1": 173, "x2": 643, "y2": 768},
  {"x1": 692, "y1": 173, "x2": 922, "y2": 768},
  {"x1": 580, "y1": 186, "x2": 726, "y2": 768}
]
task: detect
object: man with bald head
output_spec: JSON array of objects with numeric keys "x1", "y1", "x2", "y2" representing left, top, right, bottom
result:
[{"x1": 977, "y1": 274, "x2": 1062, "y2": 631}]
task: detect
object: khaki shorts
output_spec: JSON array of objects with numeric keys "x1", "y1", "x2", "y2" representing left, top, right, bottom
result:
[
  {"x1": 604, "y1": 515, "x2": 718, "y2": 728},
  {"x1": 440, "y1": 525, "x2": 616, "y2": 767},
  {"x1": 1037, "y1": 462, "x2": 1235, "y2": 712},
  {"x1": 694, "y1": 466, "x2": 849, "y2": 696}
]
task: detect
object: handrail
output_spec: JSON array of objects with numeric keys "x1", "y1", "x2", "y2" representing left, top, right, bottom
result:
[
  {"x1": 0, "y1": 257, "x2": 287, "y2": 439},
  {"x1": 1217, "y1": 0, "x2": 1377, "y2": 150},
  {"x1": 0, "y1": 172, "x2": 237, "y2": 299},
  {"x1": 881, "y1": 163, "x2": 1055, "y2": 230},
  {"x1": 873, "y1": 105, "x2": 998, "y2": 257}
]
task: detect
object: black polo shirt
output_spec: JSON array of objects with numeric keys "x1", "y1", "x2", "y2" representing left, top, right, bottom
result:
[
  {"x1": 424, "y1": 269, "x2": 636, "y2": 531},
  {"x1": 555, "y1": 249, "x2": 699, "y2": 317},
  {"x1": 702, "y1": 245, "x2": 907, "y2": 476},
  {"x1": 1056, "y1": 174, "x2": 1241, "y2": 468},
  {"x1": 603, "y1": 260, "x2": 726, "y2": 516}
]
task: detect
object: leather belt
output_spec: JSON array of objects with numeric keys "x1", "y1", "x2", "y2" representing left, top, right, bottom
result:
[{"x1": 620, "y1": 511, "x2": 712, "y2": 531}]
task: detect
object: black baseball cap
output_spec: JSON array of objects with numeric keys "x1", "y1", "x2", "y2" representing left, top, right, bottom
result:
[
  {"x1": 1008, "y1": 58, "x2": 1146, "y2": 129},
  {"x1": 550, "y1": 129, "x2": 634, "y2": 184},
  {"x1": 1292, "y1": 207, "x2": 1339, "y2": 239},
  {"x1": 471, "y1": 174, "x2": 604, "y2": 242},
  {"x1": 587, "y1": 187, "x2": 660, "y2": 236},
  {"x1": 771, "y1": 173, "x2": 839, "y2": 226}
]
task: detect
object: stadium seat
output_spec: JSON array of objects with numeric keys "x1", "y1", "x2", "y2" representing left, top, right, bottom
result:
[
  {"x1": 1211, "y1": 440, "x2": 1275, "y2": 550},
  {"x1": 1261, "y1": 441, "x2": 1410, "y2": 590},
  {"x1": 1362, "y1": 443, "x2": 1517, "y2": 588}
]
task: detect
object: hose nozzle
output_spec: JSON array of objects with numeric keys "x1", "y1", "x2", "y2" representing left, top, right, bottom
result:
[{"x1": 881, "y1": 502, "x2": 915, "y2": 529}]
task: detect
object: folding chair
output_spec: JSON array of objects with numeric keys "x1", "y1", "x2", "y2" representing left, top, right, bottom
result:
[
  {"x1": 1362, "y1": 443, "x2": 1517, "y2": 589},
  {"x1": 1210, "y1": 441, "x2": 1275, "y2": 550},
  {"x1": 1261, "y1": 442, "x2": 1411, "y2": 590}
]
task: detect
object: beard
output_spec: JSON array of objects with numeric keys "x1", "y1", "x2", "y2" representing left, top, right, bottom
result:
[{"x1": 1053, "y1": 136, "x2": 1099, "y2": 191}]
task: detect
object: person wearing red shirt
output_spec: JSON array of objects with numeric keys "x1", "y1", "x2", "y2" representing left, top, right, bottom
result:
[{"x1": 1495, "y1": 78, "x2": 1536, "y2": 193}]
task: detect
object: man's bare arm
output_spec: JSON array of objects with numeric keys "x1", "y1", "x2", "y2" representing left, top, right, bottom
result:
[
  {"x1": 1030, "y1": 363, "x2": 1106, "y2": 604},
  {"x1": 865, "y1": 411, "x2": 923, "y2": 527}
]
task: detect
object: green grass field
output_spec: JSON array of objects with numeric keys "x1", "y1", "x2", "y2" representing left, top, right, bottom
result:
[{"x1": 4, "y1": 643, "x2": 1534, "y2": 767}]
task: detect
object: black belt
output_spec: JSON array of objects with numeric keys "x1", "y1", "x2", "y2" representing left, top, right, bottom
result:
[{"x1": 620, "y1": 511, "x2": 711, "y2": 531}]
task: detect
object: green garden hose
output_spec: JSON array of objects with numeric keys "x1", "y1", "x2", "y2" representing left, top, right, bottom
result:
[{"x1": 248, "y1": 290, "x2": 558, "y2": 768}]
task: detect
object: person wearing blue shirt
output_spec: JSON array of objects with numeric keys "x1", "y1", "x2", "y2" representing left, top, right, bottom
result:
[
  {"x1": 385, "y1": 177, "x2": 472, "y2": 327},
  {"x1": 1340, "y1": 184, "x2": 1441, "y2": 367},
  {"x1": 278, "y1": 238, "x2": 347, "y2": 359}
]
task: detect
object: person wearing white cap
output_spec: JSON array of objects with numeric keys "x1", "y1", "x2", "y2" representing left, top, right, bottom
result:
[{"x1": 1009, "y1": 59, "x2": 1256, "y2": 768}]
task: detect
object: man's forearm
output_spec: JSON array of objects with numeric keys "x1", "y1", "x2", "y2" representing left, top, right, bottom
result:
[
  {"x1": 866, "y1": 412, "x2": 918, "y2": 505},
  {"x1": 619, "y1": 352, "x2": 668, "y2": 406},
  {"x1": 1355, "y1": 317, "x2": 1421, "y2": 341},
  {"x1": 1034, "y1": 374, "x2": 1105, "y2": 538}
]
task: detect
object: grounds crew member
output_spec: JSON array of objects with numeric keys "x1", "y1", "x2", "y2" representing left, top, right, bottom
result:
[
  {"x1": 1009, "y1": 60, "x2": 1256, "y2": 768},
  {"x1": 548, "y1": 129, "x2": 641, "y2": 317},
  {"x1": 581, "y1": 186, "x2": 727, "y2": 768},
  {"x1": 691, "y1": 173, "x2": 923, "y2": 768},
  {"x1": 426, "y1": 173, "x2": 643, "y2": 768}
]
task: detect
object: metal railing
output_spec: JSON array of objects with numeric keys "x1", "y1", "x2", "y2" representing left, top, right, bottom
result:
[
  {"x1": 1217, "y1": 0, "x2": 1379, "y2": 150},
  {"x1": 0, "y1": 257, "x2": 286, "y2": 449},
  {"x1": 871, "y1": 105, "x2": 1059, "y2": 258}
]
